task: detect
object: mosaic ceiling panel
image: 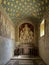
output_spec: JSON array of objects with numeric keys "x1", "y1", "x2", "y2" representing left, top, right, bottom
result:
[{"x1": 0, "y1": 0, "x2": 49, "y2": 23}]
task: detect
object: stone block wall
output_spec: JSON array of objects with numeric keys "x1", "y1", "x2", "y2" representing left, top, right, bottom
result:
[
  {"x1": 0, "y1": 6, "x2": 15, "y2": 64},
  {"x1": 0, "y1": 36, "x2": 15, "y2": 64},
  {"x1": 38, "y1": 10, "x2": 49, "y2": 65}
]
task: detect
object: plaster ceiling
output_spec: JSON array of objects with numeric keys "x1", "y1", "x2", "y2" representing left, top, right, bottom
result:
[{"x1": 0, "y1": 0, "x2": 49, "y2": 23}]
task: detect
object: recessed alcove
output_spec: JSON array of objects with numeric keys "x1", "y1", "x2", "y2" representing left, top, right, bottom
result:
[{"x1": 14, "y1": 21, "x2": 39, "y2": 57}]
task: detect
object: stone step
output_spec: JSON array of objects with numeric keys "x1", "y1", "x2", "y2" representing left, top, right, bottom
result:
[{"x1": 6, "y1": 57, "x2": 46, "y2": 65}]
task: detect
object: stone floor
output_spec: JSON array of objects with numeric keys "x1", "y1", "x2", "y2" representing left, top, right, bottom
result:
[{"x1": 6, "y1": 55, "x2": 46, "y2": 65}]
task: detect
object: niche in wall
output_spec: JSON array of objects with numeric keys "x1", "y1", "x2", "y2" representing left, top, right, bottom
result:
[{"x1": 19, "y1": 23, "x2": 34, "y2": 44}]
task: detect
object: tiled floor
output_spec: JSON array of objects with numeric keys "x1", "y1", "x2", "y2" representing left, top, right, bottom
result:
[{"x1": 6, "y1": 55, "x2": 46, "y2": 65}]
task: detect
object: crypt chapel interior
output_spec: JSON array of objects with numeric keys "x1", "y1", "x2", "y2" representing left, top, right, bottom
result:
[{"x1": 0, "y1": 0, "x2": 49, "y2": 65}]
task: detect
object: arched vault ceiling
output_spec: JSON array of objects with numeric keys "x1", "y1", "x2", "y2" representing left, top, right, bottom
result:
[{"x1": 0, "y1": 0, "x2": 49, "y2": 23}]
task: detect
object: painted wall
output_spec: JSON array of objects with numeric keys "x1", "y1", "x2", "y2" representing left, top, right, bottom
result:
[
  {"x1": 0, "y1": 6, "x2": 15, "y2": 40},
  {"x1": 38, "y1": 11, "x2": 49, "y2": 65}
]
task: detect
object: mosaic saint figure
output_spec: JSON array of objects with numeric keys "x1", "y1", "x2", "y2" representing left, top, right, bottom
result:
[{"x1": 19, "y1": 24, "x2": 34, "y2": 43}]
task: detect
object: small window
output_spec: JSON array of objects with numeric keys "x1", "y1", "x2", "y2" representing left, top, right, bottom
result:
[{"x1": 40, "y1": 19, "x2": 45, "y2": 37}]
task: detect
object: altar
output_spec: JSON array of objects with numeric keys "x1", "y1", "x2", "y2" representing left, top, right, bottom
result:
[{"x1": 14, "y1": 43, "x2": 39, "y2": 57}]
